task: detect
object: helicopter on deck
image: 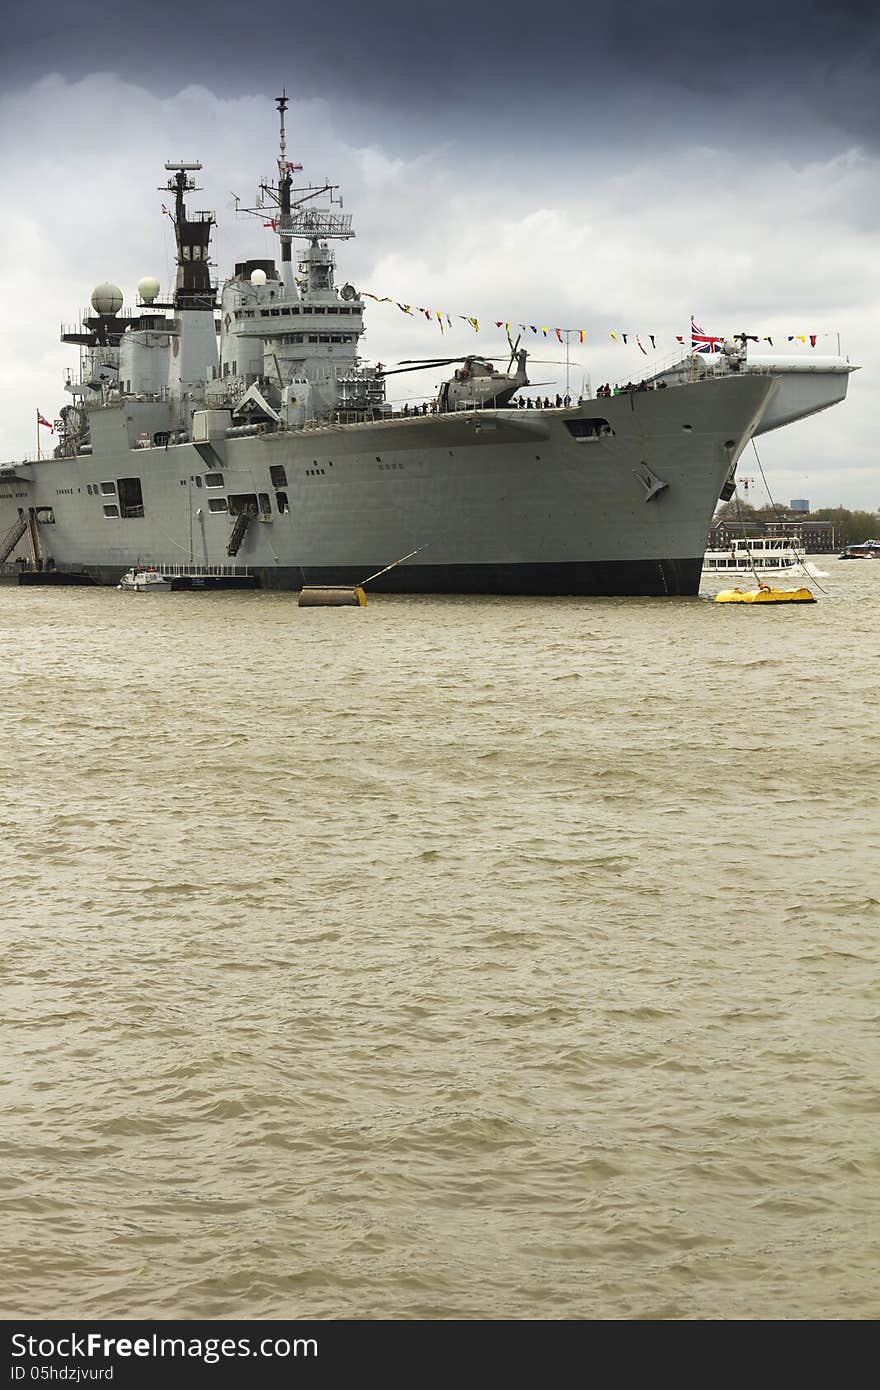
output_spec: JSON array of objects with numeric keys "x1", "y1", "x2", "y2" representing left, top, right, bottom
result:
[{"x1": 379, "y1": 338, "x2": 532, "y2": 411}]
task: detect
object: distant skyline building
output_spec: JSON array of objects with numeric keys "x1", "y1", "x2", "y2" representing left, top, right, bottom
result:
[{"x1": 790, "y1": 498, "x2": 810, "y2": 512}]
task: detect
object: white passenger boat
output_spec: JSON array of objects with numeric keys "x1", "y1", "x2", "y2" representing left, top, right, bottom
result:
[
  {"x1": 117, "y1": 567, "x2": 173, "y2": 592},
  {"x1": 702, "y1": 536, "x2": 807, "y2": 577}
]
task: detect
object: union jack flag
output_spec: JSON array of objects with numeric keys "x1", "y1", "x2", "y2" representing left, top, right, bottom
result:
[{"x1": 691, "y1": 319, "x2": 723, "y2": 354}]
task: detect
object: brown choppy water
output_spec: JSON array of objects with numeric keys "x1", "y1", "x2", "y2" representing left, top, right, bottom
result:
[{"x1": 1, "y1": 562, "x2": 878, "y2": 1321}]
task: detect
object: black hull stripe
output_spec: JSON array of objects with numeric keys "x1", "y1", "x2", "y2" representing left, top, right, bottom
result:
[{"x1": 39, "y1": 558, "x2": 704, "y2": 597}]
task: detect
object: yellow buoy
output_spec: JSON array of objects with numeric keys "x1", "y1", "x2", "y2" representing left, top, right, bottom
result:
[
  {"x1": 298, "y1": 585, "x2": 367, "y2": 607},
  {"x1": 714, "y1": 586, "x2": 816, "y2": 604}
]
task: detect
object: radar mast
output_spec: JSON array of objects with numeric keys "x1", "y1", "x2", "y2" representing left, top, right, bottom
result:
[
  {"x1": 160, "y1": 162, "x2": 217, "y2": 310},
  {"x1": 234, "y1": 94, "x2": 355, "y2": 249}
]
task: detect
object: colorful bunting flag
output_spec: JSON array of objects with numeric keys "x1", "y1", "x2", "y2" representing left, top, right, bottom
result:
[{"x1": 346, "y1": 289, "x2": 822, "y2": 358}]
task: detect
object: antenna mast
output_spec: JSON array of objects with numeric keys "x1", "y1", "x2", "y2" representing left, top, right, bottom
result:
[
  {"x1": 275, "y1": 91, "x2": 293, "y2": 270},
  {"x1": 277, "y1": 90, "x2": 288, "y2": 176},
  {"x1": 232, "y1": 97, "x2": 354, "y2": 249}
]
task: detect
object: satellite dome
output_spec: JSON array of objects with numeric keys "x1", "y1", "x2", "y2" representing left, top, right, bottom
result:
[
  {"x1": 91, "y1": 282, "x2": 123, "y2": 316},
  {"x1": 138, "y1": 276, "x2": 160, "y2": 304},
  {"x1": 250, "y1": 268, "x2": 267, "y2": 287}
]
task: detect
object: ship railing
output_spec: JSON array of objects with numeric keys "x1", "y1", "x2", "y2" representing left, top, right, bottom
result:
[
  {"x1": 155, "y1": 562, "x2": 252, "y2": 577},
  {"x1": 632, "y1": 348, "x2": 782, "y2": 389}
]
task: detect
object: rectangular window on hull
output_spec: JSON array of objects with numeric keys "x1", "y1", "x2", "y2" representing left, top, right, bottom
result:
[
  {"x1": 565, "y1": 418, "x2": 614, "y2": 440},
  {"x1": 275, "y1": 491, "x2": 289, "y2": 514},
  {"x1": 258, "y1": 492, "x2": 271, "y2": 516},
  {"x1": 103, "y1": 504, "x2": 120, "y2": 518},
  {"x1": 117, "y1": 477, "x2": 145, "y2": 519},
  {"x1": 227, "y1": 493, "x2": 259, "y2": 517},
  {"x1": 99, "y1": 481, "x2": 116, "y2": 495},
  {"x1": 205, "y1": 473, "x2": 224, "y2": 488},
  {"x1": 207, "y1": 497, "x2": 228, "y2": 512},
  {"x1": 270, "y1": 465, "x2": 287, "y2": 487}
]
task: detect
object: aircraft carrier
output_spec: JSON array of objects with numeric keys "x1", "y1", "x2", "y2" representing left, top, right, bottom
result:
[{"x1": 0, "y1": 97, "x2": 856, "y2": 595}]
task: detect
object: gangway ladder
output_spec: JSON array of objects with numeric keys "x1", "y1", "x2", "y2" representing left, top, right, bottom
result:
[
  {"x1": 0, "y1": 513, "x2": 28, "y2": 563},
  {"x1": 25, "y1": 509, "x2": 43, "y2": 569},
  {"x1": 0, "y1": 509, "x2": 42, "y2": 568},
  {"x1": 226, "y1": 511, "x2": 250, "y2": 557}
]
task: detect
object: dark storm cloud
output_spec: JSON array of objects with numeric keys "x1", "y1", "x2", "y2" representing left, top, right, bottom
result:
[{"x1": 7, "y1": 1, "x2": 880, "y2": 145}]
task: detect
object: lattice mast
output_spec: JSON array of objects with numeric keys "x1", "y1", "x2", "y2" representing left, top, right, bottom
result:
[{"x1": 235, "y1": 93, "x2": 354, "y2": 287}]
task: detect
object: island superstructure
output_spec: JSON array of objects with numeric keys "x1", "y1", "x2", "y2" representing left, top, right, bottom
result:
[{"x1": 0, "y1": 96, "x2": 857, "y2": 594}]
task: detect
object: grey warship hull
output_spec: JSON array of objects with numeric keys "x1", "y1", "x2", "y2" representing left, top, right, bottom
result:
[{"x1": 0, "y1": 375, "x2": 775, "y2": 596}]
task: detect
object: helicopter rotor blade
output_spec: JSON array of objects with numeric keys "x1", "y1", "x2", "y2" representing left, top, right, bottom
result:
[
  {"x1": 379, "y1": 361, "x2": 456, "y2": 376},
  {"x1": 382, "y1": 352, "x2": 524, "y2": 377}
]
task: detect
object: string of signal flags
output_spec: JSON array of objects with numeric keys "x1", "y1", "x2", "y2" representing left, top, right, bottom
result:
[{"x1": 358, "y1": 294, "x2": 826, "y2": 352}]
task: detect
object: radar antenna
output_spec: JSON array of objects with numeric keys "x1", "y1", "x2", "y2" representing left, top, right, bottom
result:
[{"x1": 233, "y1": 97, "x2": 353, "y2": 246}]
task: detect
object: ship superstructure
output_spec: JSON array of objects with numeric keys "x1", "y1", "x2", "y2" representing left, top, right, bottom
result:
[
  {"x1": 209, "y1": 94, "x2": 384, "y2": 426},
  {"x1": 0, "y1": 97, "x2": 858, "y2": 594}
]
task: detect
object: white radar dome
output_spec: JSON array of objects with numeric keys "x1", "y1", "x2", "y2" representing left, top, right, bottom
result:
[
  {"x1": 250, "y1": 268, "x2": 267, "y2": 287},
  {"x1": 138, "y1": 276, "x2": 160, "y2": 303},
  {"x1": 91, "y1": 282, "x2": 123, "y2": 316}
]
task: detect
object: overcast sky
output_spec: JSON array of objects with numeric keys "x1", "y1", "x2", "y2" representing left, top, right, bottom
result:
[{"x1": 1, "y1": 0, "x2": 877, "y2": 506}]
